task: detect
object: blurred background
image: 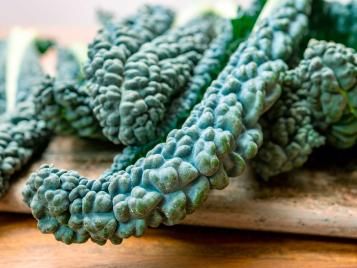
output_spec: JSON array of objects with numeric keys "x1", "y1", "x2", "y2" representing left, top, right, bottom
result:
[
  {"x1": 0, "y1": 0, "x2": 248, "y2": 44},
  {"x1": 0, "y1": 0, "x2": 213, "y2": 27}
]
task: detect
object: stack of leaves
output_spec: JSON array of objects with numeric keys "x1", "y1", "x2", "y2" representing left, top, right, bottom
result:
[{"x1": 23, "y1": 0, "x2": 311, "y2": 245}]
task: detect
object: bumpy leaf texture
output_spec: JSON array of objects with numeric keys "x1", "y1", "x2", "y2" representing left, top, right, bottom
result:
[
  {"x1": 23, "y1": 0, "x2": 311, "y2": 245},
  {"x1": 253, "y1": 39, "x2": 357, "y2": 179},
  {"x1": 34, "y1": 2, "x2": 265, "y2": 174},
  {"x1": 90, "y1": 16, "x2": 216, "y2": 145},
  {"x1": 33, "y1": 48, "x2": 103, "y2": 139},
  {"x1": 0, "y1": 43, "x2": 51, "y2": 198},
  {"x1": 85, "y1": 5, "x2": 175, "y2": 144},
  {"x1": 110, "y1": 19, "x2": 238, "y2": 173},
  {"x1": 117, "y1": 17, "x2": 217, "y2": 145},
  {"x1": 0, "y1": 103, "x2": 49, "y2": 197},
  {"x1": 110, "y1": 2, "x2": 266, "y2": 172},
  {"x1": 34, "y1": 5, "x2": 175, "y2": 140}
]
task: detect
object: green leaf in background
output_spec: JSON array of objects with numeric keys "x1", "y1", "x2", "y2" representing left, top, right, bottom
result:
[{"x1": 34, "y1": 38, "x2": 56, "y2": 54}]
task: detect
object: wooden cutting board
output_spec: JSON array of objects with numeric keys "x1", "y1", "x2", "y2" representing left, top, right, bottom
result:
[{"x1": 1, "y1": 136, "x2": 356, "y2": 239}]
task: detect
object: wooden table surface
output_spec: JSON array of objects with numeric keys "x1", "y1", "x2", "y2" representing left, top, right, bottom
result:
[{"x1": 1, "y1": 213, "x2": 357, "y2": 268}]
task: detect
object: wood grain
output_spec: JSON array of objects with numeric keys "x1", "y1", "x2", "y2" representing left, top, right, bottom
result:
[
  {"x1": 1, "y1": 136, "x2": 356, "y2": 239},
  {"x1": 1, "y1": 213, "x2": 357, "y2": 268}
]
